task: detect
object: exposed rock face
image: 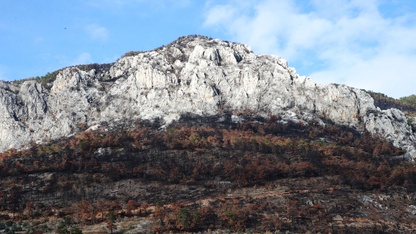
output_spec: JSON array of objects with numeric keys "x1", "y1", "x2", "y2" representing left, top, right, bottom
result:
[{"x1": 1, "y1": 35, "x2": 415, "y2": 157}]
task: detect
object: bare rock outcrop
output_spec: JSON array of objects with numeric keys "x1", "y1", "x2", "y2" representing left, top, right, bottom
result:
[{"x1": 0, "y1": 35, "x2": 415, "y2": 158}]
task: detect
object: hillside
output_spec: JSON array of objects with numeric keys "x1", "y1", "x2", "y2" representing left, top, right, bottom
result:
[
  {"x1": 1, "y1": 114, "x2": 416, "y2": 233},
  {"x1": 1, "y1": 35, "x2": 416, "y2": 233}
]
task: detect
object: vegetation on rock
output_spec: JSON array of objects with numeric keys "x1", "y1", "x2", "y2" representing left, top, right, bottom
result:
[{"x1": 368, "y1": 91, "x2": 416, "y2": 113}]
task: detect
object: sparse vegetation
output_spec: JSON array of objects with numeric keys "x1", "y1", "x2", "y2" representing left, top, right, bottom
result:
[
  {"x1": 368, "y1": 90, "x2": 416, "y2": 113},
  {"x1": 119, "y1": 35, "x2": 214, "y2": 60},
  {"x1": 400, "y1": 94, "x2": 416, "y2": 107},
  {"x1": 119, "y1": 50, "x2": 144, "y2": 59},
  {"x1": 35, "y1": 70, "x2": 61, "y2": 87},
  {"x1": 75, "y1": 63, "x2": 113, "y2": 72},
  {"x1": 10, "y1": 69, "x2": 62, "y2": 88},
  {"x1": 10, "y1": 62, "x2": 113, "y2": 89}
]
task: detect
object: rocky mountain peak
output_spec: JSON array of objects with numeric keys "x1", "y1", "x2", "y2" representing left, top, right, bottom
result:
[{"x1": 1, "y1": 35, "x2": 415, "y2": 158}]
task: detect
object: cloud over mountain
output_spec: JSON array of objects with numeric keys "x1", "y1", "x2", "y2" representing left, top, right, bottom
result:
[{"x1": 204, "y1": 0, "x2": 416, "y2": 98}]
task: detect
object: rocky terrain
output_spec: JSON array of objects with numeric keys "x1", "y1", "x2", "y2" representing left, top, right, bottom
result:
[
  {"x1": 1, "y1": 35, "x2": 416, "y2": 233},
  {"x1": 1, "y1": 35, "x2": 415, "y2": 158}
]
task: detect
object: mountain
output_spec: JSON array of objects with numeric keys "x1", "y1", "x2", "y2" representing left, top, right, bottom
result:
[
  {"x1": 1, "y1": 35, "x2": 416, "y2": 233},
  {"x1": 1, "y1": 35, "x2": 415, "y2": 158}
]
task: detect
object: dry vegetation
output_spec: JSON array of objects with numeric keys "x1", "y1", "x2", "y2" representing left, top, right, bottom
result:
[{"x1": 0, "y1": 114, "x2": 416, "y2": 233}]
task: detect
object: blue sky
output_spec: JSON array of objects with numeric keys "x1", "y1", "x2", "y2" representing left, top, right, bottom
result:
[{"x1": 1, "y1": 0, "x2": 416, "y2": 98}]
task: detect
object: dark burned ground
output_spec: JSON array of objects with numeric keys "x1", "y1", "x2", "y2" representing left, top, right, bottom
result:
[{"x1": 0, "y1": 115, "x2": 416, "y2": 233}]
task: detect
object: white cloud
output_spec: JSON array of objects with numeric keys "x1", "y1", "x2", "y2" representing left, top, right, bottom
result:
[
  {"x1": 203, "y1": 0, "x2": 416, "y2": 98},
  {"x1": 204, "y1": 4, "x2": 238, "y2": 26},
  {"x1": 71, "y1": 52, "x2": 93, "y2": 65},
  {"x1": 85, "y1": 24, "x2": 109, "y2": 43}
]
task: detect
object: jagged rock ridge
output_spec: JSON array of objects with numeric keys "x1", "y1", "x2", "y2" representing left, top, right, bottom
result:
[{"x1": 0, "y1": 35, "x2": 415, "y2": 157}]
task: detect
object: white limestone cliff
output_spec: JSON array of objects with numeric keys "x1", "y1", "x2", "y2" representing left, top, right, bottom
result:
[{"x1": 0, "y1": 35, "x2": 415, "y2": 158}]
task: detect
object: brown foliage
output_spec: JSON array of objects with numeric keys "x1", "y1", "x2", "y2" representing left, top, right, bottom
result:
[{"x1": 1, "y1": 116, "x2": 416, "y2": 232}]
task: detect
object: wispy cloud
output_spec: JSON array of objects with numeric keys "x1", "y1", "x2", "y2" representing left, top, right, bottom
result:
[
  {"x1": 204, "y1": 0, "x2": 416, "y2": 98},
  {"x1": 85, "y1": 24, "x2": 109, "y2": 43},
  {"x1": 71, "y1": 52, "x2": 93, "y2": 65}
]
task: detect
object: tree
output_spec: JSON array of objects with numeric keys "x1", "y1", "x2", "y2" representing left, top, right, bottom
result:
[
  {"x1": 176, "y1": 208, "x2": 192, "y2": 230},
  {"x1": 125, "y1": 200, "x2": 138, "y2": 216},
  {"x1": 106, "y1": 210, "x2": 117, "y2": 234},
  {"x1": 140, "y1": 201, "x2": 149, "y2": 215},
  {"x1": 75, "y1": 200, "x2": 92, "y2": 223}
]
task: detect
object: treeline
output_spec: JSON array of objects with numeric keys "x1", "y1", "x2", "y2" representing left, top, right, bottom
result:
[
  {"x1": 368, "y1": 91, "x2": 416, "y2": 113},
  {"x1": 400, "y1": 94, "x2": 416, "y2": 110}
]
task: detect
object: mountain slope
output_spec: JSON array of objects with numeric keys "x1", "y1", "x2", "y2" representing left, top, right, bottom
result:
[
  {"x1": 0, "y1": 35, "x2": 415, "y2": 158},
  {"x1": 1, "y1": 35, "x2": 416, "y2": 233},
  {"x1": 1, "y1": 116, "x2": 416, "y2": 233}
]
